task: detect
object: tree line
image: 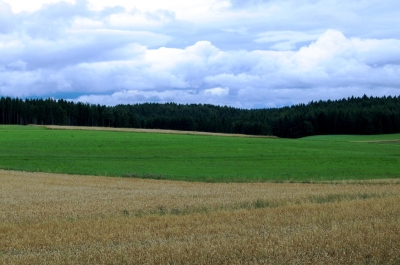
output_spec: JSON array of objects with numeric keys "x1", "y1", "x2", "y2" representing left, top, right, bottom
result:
[{"x1": 1, "y1": 95, "x2": 399, "y2": 138}]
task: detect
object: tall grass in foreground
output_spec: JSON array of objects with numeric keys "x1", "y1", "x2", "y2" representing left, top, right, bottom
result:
[{"x1": 1, "y1": 170, "x2": 399, "y2": 264}]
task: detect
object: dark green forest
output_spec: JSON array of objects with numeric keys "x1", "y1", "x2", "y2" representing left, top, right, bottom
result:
[{"x1": 1, "y1": 95, "x2": 399, "y2": 138}]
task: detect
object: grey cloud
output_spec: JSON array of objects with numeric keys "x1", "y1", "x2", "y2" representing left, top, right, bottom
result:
[
  {"x1": 57, "y1": 32, "x2": 400, "y2": 106},
  {"x1": 1, "y1": 0, "x2": 400, "y2": 108},
  {"x1": 354, "y1": 39, "x2": 400, "y2": 67},
  {"x1": 219, "y1": 0, "x2": 400, "y2": 51},
  {"x1": 15, "y1": 0, "x2": 91, "y2": 39},
  {"x1": 73, "y1": 88, "x2": 239, "y2": 108},
  {"x1": 0, "y1": 1, "x2": 172, "y2": 71},
  {"x1": 0, "y1": 32, "x2": 154, "y2": 70},
  {"x1": 2, "y1": 30, "x2": 400, "y2": 107}
]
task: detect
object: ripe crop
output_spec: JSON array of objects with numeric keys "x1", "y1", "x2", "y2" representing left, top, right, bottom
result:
[{"x1": 1, "y1": 170, "x2": 399, "y2": 264}]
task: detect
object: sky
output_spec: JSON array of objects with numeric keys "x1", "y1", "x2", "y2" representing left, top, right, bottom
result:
[{"x1": 0, "y1": 0, "x2": 399, "y2": 108}]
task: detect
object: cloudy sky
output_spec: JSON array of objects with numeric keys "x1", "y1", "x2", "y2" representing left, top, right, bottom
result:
[{"x1": 0, "y1": 0, "x2": 399, "y2": 108}]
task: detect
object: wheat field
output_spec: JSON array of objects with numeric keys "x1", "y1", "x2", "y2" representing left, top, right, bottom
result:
[{"x1": 1, "y1": 170, "x2": 399, "y2": 264}]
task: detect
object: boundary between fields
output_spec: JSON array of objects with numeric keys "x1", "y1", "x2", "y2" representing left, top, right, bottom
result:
[{"x1": 37, "y1": 125, "x2": 278, "y2": 139}]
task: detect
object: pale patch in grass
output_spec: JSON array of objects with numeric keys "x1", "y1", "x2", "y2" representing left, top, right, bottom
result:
[
  {"x1": 352, "y1": 139, "x2": 400, "y2": 144},
  {"x1": 1, "y1": 170, "x2": 399, "y2": 264},
  {"x1": 41, "y1": 125, "x2": 277, "y2": 138}
]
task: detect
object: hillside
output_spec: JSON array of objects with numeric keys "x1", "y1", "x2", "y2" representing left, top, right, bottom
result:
[{"x1": 1, "y1": 95, "x2": 399, "y2": 138}]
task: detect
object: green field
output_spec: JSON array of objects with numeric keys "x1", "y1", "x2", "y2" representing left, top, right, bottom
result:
[{"x1": 0, "y1": 125, "x2": 399, "y2": 182}]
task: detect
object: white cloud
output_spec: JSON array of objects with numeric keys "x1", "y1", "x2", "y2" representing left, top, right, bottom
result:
[
  {"x1": 2, "y1": 28, "x2": 400, "y2": 107},
  {"x1": 205, "y1": 87, "x2": 229, "y2": 96},
  {"x1": 2, "y1": 0, "x2": 75, "y2": 13},
  {"x1": 1, "y1": 0, "x2": 400, "y2": 108},
  {"x1": 70, "y1": 17, "x2": 103, "y2": 30},
  {"x1": 255, "y1": 31, "x2": 321, "y2": 51},
  {"x1": 107, "y1": 12, "x2": 169, "y2": 29}
]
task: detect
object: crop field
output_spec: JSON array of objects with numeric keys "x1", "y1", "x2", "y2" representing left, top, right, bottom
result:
[
  {"x1": 0, "y1": 125, "x2": 399, "y2": 182},
  {"x1": 1, "y1": 125, "x2": 400, "y2": 264},
  {"x1": 1, "y1": 170, "x2": 400, "y2": 264}
]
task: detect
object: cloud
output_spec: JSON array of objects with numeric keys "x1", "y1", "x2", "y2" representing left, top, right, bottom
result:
[
  {"x1": 205, "y1": 87, "x2": 229, "y2": 96},
  {"x1": 254, "y1": 31, "x2": 321, "y2": 51},
  {"x1": 72, "y1": 86, "x2": 241, "y2": 108},
  {"x1": 229, "y1": 0, "x2": 273, "y2": 9},
  {"x1": 1, "y1": 0, "x2": 400, "y2": 108},
  {"x1": 0, "y1": 1, "x2": 14, "y2": 33},
  {"x1": 2, "y1": 28, "x2": 400, "y2": 107},
  {"x1": 59, "y1": 31, "x2": 399, "y2": 108}
]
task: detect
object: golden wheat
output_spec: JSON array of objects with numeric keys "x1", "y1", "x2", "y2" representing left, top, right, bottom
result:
[{"x1": 1, "y1": 170, "x2": 399, "y2": 264}]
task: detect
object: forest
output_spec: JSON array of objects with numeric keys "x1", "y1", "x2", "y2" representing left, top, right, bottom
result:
[{"x1": 0, "y1": 95, "x2": 399, "y2": 138}]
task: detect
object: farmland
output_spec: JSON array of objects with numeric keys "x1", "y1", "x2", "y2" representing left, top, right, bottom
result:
[
  {"x1": 0, "y1": 125, "x2": 399, "y2": 182},
  {"x1": 1, "y1": 125, "x2": 400, "y2": 264},
  {"x1": 1, "y1": 170, "x2": 400, "y2": 264}
]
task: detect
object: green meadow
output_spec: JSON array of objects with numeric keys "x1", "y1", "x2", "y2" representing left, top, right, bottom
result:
[{"x1": 0, "y1": 125, "x2": 399, "y2": 182}]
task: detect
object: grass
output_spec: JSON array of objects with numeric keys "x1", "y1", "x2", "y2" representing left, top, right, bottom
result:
[
  {"x1": 1, "y1": 170, "x2": 399, "y2": 264},
  {"x1": 0, "y1": 125, "x2": 399, "y2": 182},
  {"x1": 302, "y1": 134, "x2": 400, "y2": 142}
]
